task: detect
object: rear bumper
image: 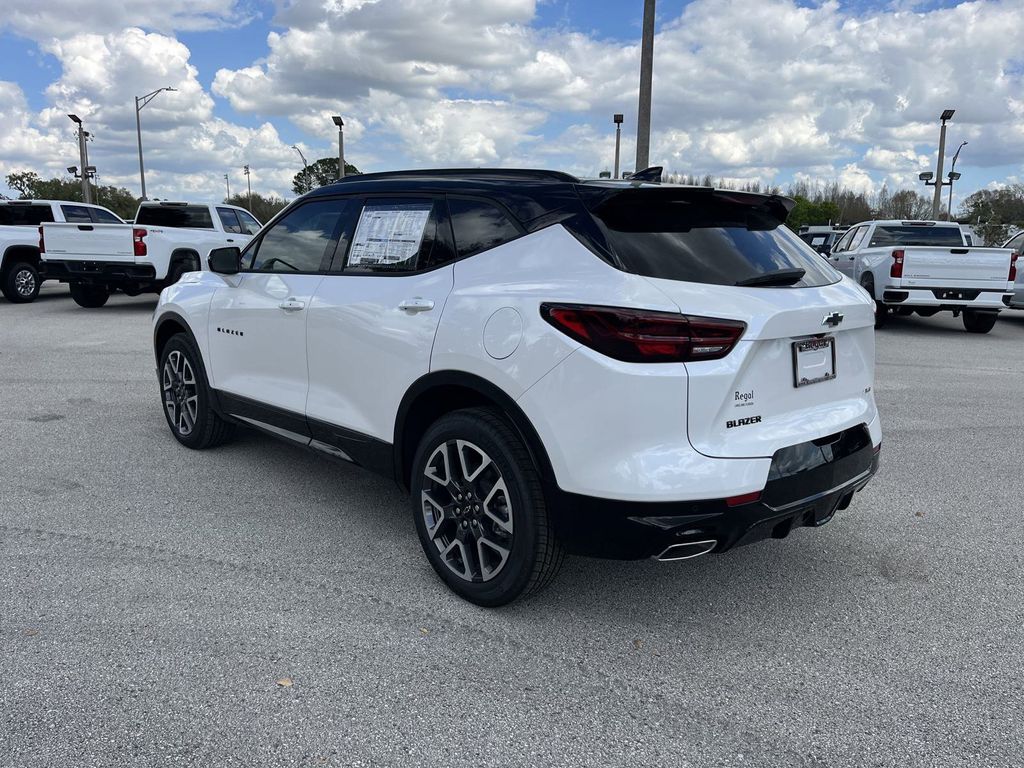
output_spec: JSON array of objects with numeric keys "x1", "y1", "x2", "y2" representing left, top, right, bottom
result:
[
  {"x1": 882, "y1": 286, "x2": 1009, "y2": 310},
  {"x1": 40, "y1": 260, "x2": 156, "y2": 285},
  {"x1": 552, "y1": 425, "x2": 879, "y2": 560}
]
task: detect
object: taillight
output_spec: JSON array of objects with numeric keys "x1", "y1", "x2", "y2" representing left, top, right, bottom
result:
[
  {"x1": 540, "y1": 303, "x2": 746, "y2": 363},
  {"x1": 726, "y1": 490, "x2": 762, "y2": 507},
  {"x1": 38, "y1": 226, "x2": 45, "y2": 253},
  {"x1": 890, "y1": 249, "x2": 904, "y2": 279},
  {"x1": 1010, "y1": 252, "x2": 1019, "y2": 283},
  {"x1": 133, "y1": 228, "x2": 148, "y2": 257}
]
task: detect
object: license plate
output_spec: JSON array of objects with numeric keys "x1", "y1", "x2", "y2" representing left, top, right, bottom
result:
[{"x1": 792, "y1": 337, "x2": 836, "y2": 388}]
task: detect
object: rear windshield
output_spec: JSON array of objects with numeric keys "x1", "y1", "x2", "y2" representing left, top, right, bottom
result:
[
  {"x1": 868, "y1": 225, "x2": 964, "y2": 248},
  {"x1": 135, "y1": 205, "x2": 214, "y2": 229},
  {"x1": 0, "y1": 204, "x2": 54, "y2": 226},
  {"x1": 586, "y1": 196, "x2": 839, "y2": 288}
]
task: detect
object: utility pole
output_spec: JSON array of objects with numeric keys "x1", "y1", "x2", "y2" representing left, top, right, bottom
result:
[
  {"x1": 243, "y1": 165, "x2": 252, "y2": 211},
  {"x1": 224, "y1": 173, "x2": 231, "y2": 202},
  {"x1": 635, "y1": 0, "x2": 656, "y2": 171},
  {"x1": 613, "y1": 113, "x2": 624, "y2": 179},
  {"x1": 68, "y1": 114, "x2": 91, "y2": 203},
  {"x1": 332, "y1": 116, "x2": 345, "y2": 179},
  {"x1": 135, "y1": 87, "x2": 176, "y2": 200},
  {"x1": 931, "y1": 109, "x2": 955, "y2": 219},
  {"x1": 947, "y1": 140, "x2": 967, "y2": 219}
]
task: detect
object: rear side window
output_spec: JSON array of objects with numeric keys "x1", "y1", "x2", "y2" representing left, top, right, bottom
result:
[
  {"x1": 344, "y1": 199, "x2": 444, "y2": 274},
  {"x1": 0, "y1": 204, "x2": 54, "y2": 226},
  {"x1": 61, "y1": 205, "x2": 94, "y2": 222},
  {"x1": 90, "y1": 207, "x2": 122, "y2": 223},
  {"x1": 868, "y1": 225, "x2": 964, "y2": 248},
  {"x1": 587, "y1": 196, "x2": 839, "y2": 288},
  {"x1": 135, "y1": 205, "x2": 214, "y2": 229},
  {"x1": 217, "y1": 207, "x2": 243, "y2": 234},
  {"x1": 247, "y1": 199, "x2": 346, "y2": 273},
  {"x1": 448, "y1": 198, "x2": 522, "y2": 257}
]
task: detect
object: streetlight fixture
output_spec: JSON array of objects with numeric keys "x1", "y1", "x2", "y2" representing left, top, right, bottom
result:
[
  {"x1": 291, "y1": 145, "x2": 308, "y2": 171},
  {"x1": 331, "y1": 116, "x2": 345, "y2": 179},
  {"x1": 135, "y1": 87, "x2": 177, "y2": 200},
  {"x1": 612, "y1": 113, "x2": 624, "y2": 179},
  {"x1": 67, "y1": 114, "x2": 91, "y2": 203},
  {"x1": 947, "y1": 140, "x2": 967, "y2": 218}
]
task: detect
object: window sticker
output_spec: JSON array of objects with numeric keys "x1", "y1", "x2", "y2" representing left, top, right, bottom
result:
[{"x1": 348, "y1": 204, "x2": 431, "y2": 266}]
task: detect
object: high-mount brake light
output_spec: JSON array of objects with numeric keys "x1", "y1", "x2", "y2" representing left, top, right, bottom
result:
[
  {"x1": 890, "y1": 249, "x2": 905, "y2": 279},
  {"x1": 540, "y1": 303, "x2": 746, "y2": 363},
  {"x1": 133, "y1": 228, "x2": 148, "y2": 257},
  {"x1": 1010, "y1": 252, "x2": 1019, "y2": 283},
  {"x1": 38, "y1": 225, "x2": 45, "y2": 253}
]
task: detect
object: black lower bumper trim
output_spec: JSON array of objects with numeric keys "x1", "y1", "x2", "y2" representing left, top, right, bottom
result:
[
  {"x1": 551, "y1": 425, "x2": 879, "y2": 560},
  {"x1": 41, "y1": 260, "x2": 157, "y2": 285}
]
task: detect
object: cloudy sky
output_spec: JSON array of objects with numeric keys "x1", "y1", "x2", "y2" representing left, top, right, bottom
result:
[{"x1": 1, "y1": 0, "x2": 1022, "y2": 209}]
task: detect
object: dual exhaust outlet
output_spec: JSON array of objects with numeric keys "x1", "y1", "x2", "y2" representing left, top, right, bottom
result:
[{"x1": 654, "y1": 539, "x2": 717, "y2": 562}]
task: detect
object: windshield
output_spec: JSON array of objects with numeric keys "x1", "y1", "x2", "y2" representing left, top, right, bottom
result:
[
  {"x1": 868, "y1": 225, "x2": 964, "y2": 248},
  {"x1": 587, "y1": 197, "x2": 840, "y2": 288}
]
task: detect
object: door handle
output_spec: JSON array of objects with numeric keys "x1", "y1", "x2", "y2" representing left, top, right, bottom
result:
[
  {"x1": 226, "y1": 238, "x2": 235, "y2": 243},
  {"x1": 399, "y1": 297, "x2": 434, "y2": 313},
  {"x1": 279, "y1": 298, "x2": 305, "y2": 312}
]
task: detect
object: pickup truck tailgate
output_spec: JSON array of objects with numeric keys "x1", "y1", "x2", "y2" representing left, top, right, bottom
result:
[
  {"x1": 901, "y1": 247, "x2": 1012, "y2": 288},
  {"x1": 42, "y1": 223, "x2": 134, "y2": 262}
]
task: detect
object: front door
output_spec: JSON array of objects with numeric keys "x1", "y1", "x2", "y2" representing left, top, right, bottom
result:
[{"x1": 207, "y1": 198, "x2": 349, "y2": 426}]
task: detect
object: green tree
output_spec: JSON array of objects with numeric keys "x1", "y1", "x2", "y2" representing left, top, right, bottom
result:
[
  {"x1": 958, "y1": 185, "x2": 1024, "y2": 245},
  {"x1": 5, "y1": 170, "x2": 140, "y2": 220},
  {"x1": 226, "y1": 192, "x2": 289, "y2": 223},
  {"x1": 292, "y1": 158, "x2": 361, "y2": 195},
  {"x1": 785, "y1": 195, "x2": 841, "y2": 232}
]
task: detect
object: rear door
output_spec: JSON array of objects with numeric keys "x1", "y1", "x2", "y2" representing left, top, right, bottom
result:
[
  {"x1": 206, "y1": 198, "x2": 346, "y2": 423},
  {"x1": 304, "y1": 195, "x2": 455, "y2": 447}
]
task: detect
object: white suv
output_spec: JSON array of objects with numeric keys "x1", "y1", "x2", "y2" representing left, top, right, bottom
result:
[{"x1": 152, "y1": 169, "x2": 882, "y2": 606}]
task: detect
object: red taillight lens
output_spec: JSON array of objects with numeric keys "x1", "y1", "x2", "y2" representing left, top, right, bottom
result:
[
  {"x1": 726, "y1": 490, "x2": 762, "y2": 507},
  {"x1": 1010, "y1": 252, "x2": 1019, "y2": 283},
  {"x1": 890, "y1": 249, "x2": 904, "y2": 279},
  {"x1": 540, "y1": 303, "x2": 746, "y2": 363},
  {"x1": 133, "y1": 228, "x2": 147, "y2": 257},
  {"x1": 38, "y1": 225, "x2": 45, "y2": 253}
]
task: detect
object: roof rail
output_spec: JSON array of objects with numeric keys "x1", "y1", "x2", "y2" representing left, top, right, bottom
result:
[{"x1": 331, "y1": 168, "x2": 580, "y2": 183}]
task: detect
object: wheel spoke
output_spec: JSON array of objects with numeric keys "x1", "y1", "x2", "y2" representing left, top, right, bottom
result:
[
  {"x1": 421, "y1": 490, "x2": 448, "y2": 540},
  {"x1": 482, "y1": 477, "x2": 513, "y2": 534},
  {"x1": 181, "y1": 361, "x2": 196, "y2": 386},
  {"x1": 477, "y1": 535, "x2": 510, "y2": 580},
  {"x1": 441, "y1": 539, "x2": 471, "y2": 580},
  {"x1": 424, "y1": 442, "x2": 452, "y2": 486},
  {"x1": 456, "y1": 439, "x2": 491, "y2": 482}
]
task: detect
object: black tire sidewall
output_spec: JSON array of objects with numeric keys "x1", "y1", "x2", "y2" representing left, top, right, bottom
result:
[
  {"x1": 410, "y1": 410, "x2": 543, "y2": 607},
  {"x1": 963, "y1": 311, "x2": 997, "y2": 333},
  {"x1": 159, "y1": 334, "x2": 216, "y2": 449},
  {"x1": 70, "y1": 283, "x2": 109, "y2": 308},
  {"x1": 3, "y1": 262, "x2": 40, "y2": 303}
]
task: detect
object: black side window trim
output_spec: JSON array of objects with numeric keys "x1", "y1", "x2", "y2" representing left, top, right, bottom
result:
[
  {"x1": 241, "y1": 198, "x2": 351, "y2": 275},
  {"x1": 445, "y1": 194, "x2": 527, "y2": 259}
]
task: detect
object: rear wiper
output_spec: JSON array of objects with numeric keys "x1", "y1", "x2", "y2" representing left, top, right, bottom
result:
[{"x1": 736, "y1": 268, "x2": 806, "y2": 287}]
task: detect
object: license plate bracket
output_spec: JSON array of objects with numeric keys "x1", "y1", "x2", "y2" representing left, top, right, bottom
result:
[{"x1": 792, "y1": 336, "x2": 836, "y2": 388}]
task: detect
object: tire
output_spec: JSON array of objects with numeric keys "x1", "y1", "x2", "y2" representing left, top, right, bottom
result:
[
  {"x1": 2, "y1": 261, "x2": 41, "y2": 303},
  {"x1": 69, "y1": 283, "x2": 110, "y2": 308},
  {"x1": 158, "y1": 333, "x2": 236, "y2": 449},
  {"x1": 962, "y1": 310, "x2": 998, "y2": 334},
  {"x1": 165, "y1": 254, "x2": 197, "y2": 286},
  {"x1": 860, "y1": 276, "x2": 886, "y2": 328},
  {"x1": 915, "y1": 307, "x2": 940, "y2": 318},
  {"x1": 410, "y1": 407, "x2": 564, "y2": 607}
]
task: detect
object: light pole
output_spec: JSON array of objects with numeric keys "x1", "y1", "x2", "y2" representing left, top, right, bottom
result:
[
  {"x1": 613, "y1": 113, "x2": 623, "y2": 179},
  {"x1": 67, "y1": 115, "x2": 91, "y2": 203},
  {"x1": 929, "y1": 109, "x2": 955, "y2": 219},
  {"x1": 243, "y1": 165, "x2": 252, "y2": 212},
  {"x1": 635, "y1": 0, "x2": 656, "y2": 171},
  {"x1": 332, "y1": 116, "x2": 345, "y2": 179},
  {"x1": 947, "y1": 140, "x2": 967, "y2": 218},
  {"x1": 224, "y1": 173, "x2": 231, "y2": 202},
  {"x1": 135, "y1": 87, "x2": 176, "y2": 200},
  {"x1": 291, "y1": 145, "x2": 308, "y2": 170}
]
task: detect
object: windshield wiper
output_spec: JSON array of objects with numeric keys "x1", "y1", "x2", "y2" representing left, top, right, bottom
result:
[{"x1": 735, "y1": 268, "x2": 806, "y2": 287}]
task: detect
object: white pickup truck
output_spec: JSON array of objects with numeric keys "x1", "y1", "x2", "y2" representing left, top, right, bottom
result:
[
  {"x1": 0, "y1": 199, "x2": 124, "y2": 303},
  {"x1": 40, "y1": 201, "x2": 261, "y2": 308},
  {"x1": 828, "y1": 219, "x2": 1016, "y2": 333}
]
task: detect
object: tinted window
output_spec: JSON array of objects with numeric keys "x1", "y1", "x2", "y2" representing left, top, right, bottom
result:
[
  {"x1": 61, "y1": 205, "x2": 94, "y2": 223},
  {"x1": 344, "y1": 199, "x2": 441, "y2": 273},
  {"x1": 868, "y1": 225, "x2": 964, "y2": 248},
  {"x1": 135, "y1": 205, "x2": 214, "y2": 229},
  {"x1": 588, "y1": 197, "x2": 839, "y2": 288},
  {"x1": 236, "y1": 210, "x2": 262, "y2": 235},
  {"x1": 217, "y1": 207, "x2": 243, "y2": 234},
  {"x1": 0, "y1": 204, "x2": 54, "y2": 226},
  {"x1": 448, "y1": 198, "x2": 522, "y2": 257},
  {"x1": 849, "y1": 226, "x2": 869, "y2": 250},
  {"x1": 247, "y1": 200, "x2": 345, "y2": 272},
  {"x1": 90, "y1": 207, "x2": 122, "y2": 223},
  {"x1": 832, "y1": 229, "x2": 855, "y2": 254},
  {"x1": 1005, "y1": 233, "x2": 1024, "y2": 251}
]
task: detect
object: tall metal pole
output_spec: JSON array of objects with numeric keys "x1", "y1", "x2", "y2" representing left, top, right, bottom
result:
[
  {"x1": 947, "y1": 141, "x2": 966, "y2": 219},
  {"x1": 135, "y1": 96, "x2": 146, "y2": 201},
  {"x1": 224, "y1": 174, "x2": 231, "y2": 201},
  {"x1": 613, "y1": 113, "x2": 623, "y2": 179},
  {"x1": 932, "y1": 119, "x2": 949, "y2": 219},
  {"x1": 244, "y1": 165, "x2": 252, "y2": 211},
  {"x1": 635, "y1": 0, "x2": 656, "y2": 171},
  {"x1": 77, "y1": 126, "x2": 90, "y2": 203},
  {"x1": 82, "y1": 131, "x2": 93, "y2": 204},
  {"x1": 339, "y1": 126, "x2": 345, "y2": 179}
]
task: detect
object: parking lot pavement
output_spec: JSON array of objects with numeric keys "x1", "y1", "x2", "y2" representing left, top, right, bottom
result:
[{"x1": 2, "y1": 284, "x2": 1023, "y2": 767}]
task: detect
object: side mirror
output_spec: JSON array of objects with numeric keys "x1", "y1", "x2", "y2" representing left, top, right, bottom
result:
[{"x1": 208, "y1": 246, "x2": 241, "y2": 275}]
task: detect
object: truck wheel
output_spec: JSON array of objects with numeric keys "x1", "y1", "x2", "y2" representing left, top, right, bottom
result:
[
  {"x1": 963, "y1": 310, "x2": 998, "y2": 334},
  {"x1": 915, "y1": 307, "x2": 940, "y2": 318},
  {"x1": 2, "y1": 261, "x2": 41, "y2": 303},
  {"x1": 860, "y1": 276, "x2": 886, "y2": 328},
  {"x1": 159, "y1": 333, "x2": 236, "y2": 449},
  {"x1": 69, "y1": 283, "x2": 110, "y2": 308},
  {"x1": 410, "y1": 408, "x2": 564, "y2": 607}
]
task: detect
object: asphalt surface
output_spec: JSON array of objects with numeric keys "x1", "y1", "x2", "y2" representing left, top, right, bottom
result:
[{"x1": 2, "y1": 283, "x2": 1022, "y2": 767}]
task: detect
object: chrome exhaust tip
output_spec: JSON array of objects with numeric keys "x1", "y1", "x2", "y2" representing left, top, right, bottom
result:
[{"x1": 654, "y1": 539, "x2": 717, "y2": 562}]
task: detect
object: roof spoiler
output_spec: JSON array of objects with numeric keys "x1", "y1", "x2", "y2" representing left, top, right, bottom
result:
[{"x1": 576, "y1": 185, "x2": 796, "y2": 225}]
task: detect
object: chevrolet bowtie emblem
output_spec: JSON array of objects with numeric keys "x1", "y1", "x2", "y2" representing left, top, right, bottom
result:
[{"x1": 822, "y1": 312, "x2": 844, "y2": 328}]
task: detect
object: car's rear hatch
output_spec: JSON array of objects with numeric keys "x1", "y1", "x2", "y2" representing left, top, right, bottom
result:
[{"x1": 575, "y1": 183, "x2": 877, "y2": 459}]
